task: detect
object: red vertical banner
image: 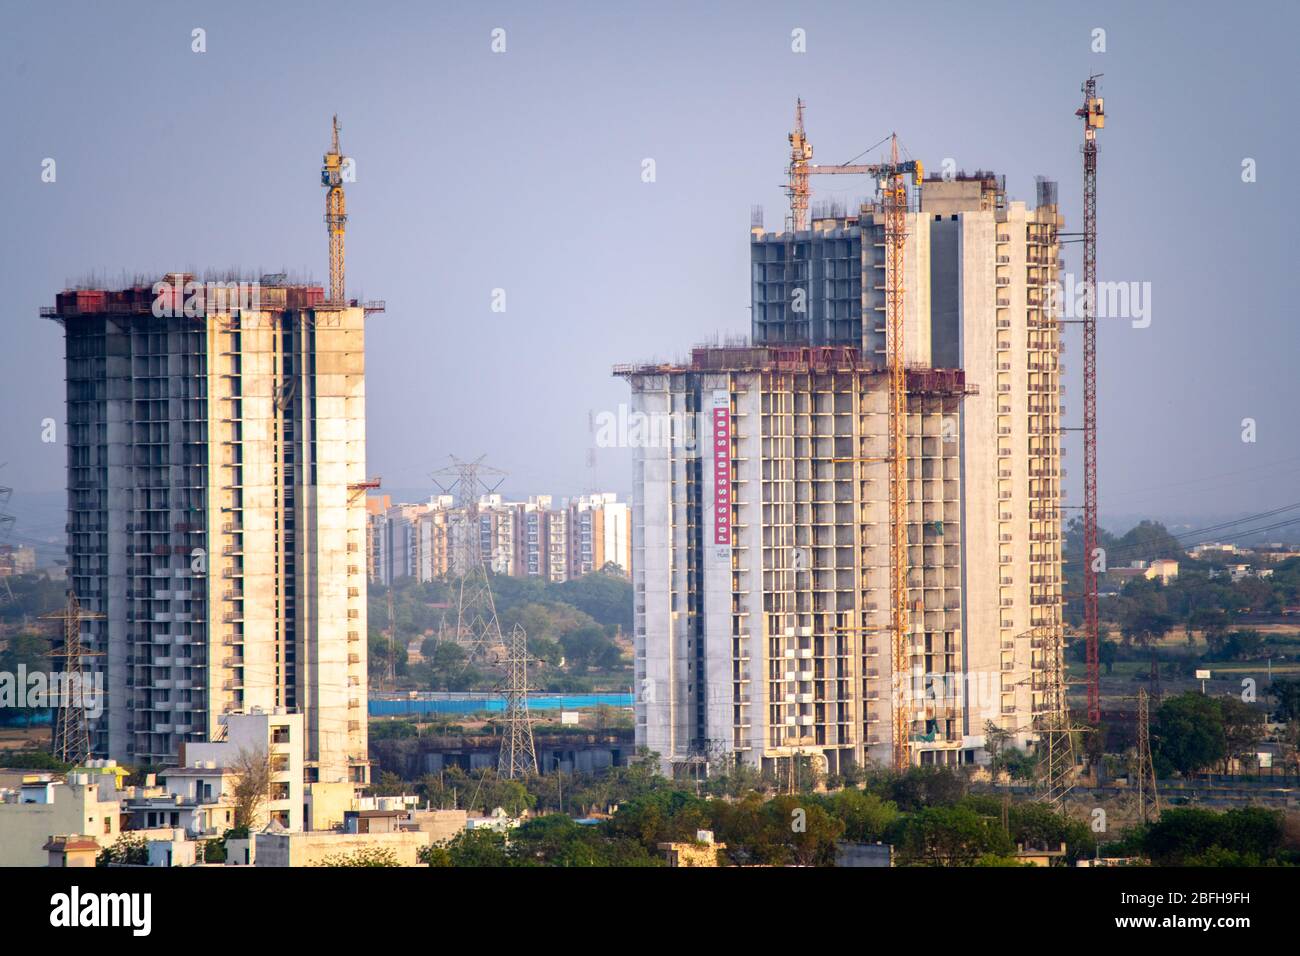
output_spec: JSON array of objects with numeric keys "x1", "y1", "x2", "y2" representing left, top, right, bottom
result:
[{"x1": 712, "y1": 391, "x2": 731, "y2": 547}]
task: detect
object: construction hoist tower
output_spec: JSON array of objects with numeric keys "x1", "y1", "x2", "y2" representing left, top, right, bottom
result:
[
  {"x1": 322, "y1": 115, "x2": 348, "y2": 304},
  {"x1": 1076, "y1": 76, "x2": 1105, "y2": 723},
  {"x1": 784, "y1": 103, "x2": 921, "y2": 769}
]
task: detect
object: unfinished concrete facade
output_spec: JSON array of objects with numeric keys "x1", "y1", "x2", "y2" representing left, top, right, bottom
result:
[
  {"x1": 47, "y1": 277, "x2": 370, "y2": 784},
  {"x1": 620, "y1": 350, "x2": 968, "y2": 775},
  {"x1": 621, "y1": 172, "x2": 1065, "y2": 776}
]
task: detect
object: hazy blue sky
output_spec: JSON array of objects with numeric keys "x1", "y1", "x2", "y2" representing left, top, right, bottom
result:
[{"x1": 2, "y1": 0, "x2": 1296, "y2": 535}]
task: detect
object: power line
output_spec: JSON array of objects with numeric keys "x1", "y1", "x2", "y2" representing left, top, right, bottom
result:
[{"x1": 1068, "y1": 501, "x2": 1300, "y2": 565}]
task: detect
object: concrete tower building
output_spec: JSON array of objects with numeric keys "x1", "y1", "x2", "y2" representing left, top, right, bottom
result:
[
  {"x1": 46, "y1": 276, "x2": 371, "y2": 784},
  {"x1": 619, "y1": 172, "x2": 1064, "y2": 776}
]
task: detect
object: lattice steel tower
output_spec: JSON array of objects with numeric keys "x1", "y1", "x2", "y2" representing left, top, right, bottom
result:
[
  {"x1": 498, "y1": 622, "x2": 538, "y2": 777},
  {"x1": 432, "y1": 456, "x2": 510, "y2": 663},
  {"x1": 322, "y1": 115, "x2": 348, "y2": 304},
  {"x1": 1135, "y1": 688, "x2": 1160, "y2": 824},
  {"x1": 1076, "y1": 76, "x2": 1105, "y2": 723},
  {"x1": 44, "y1": 591, "x2": 104, "y2": 765}
]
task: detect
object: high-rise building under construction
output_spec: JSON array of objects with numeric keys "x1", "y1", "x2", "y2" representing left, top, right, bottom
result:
[
  {"x1": 618, "y1": 168, "x2": 1064, "y2": 777},
  {"x1": 44, "y1": 277, "x2": 371, "y2": 783}
]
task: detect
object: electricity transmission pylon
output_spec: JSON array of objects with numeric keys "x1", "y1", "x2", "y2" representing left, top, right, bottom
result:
[
  {"x1": 498, "y1": 622, "x2": 538, "y2": 778},
  {"x1": 43, "y1": 591, "x2": 105, "y2": 765},
  {"x1": 431, "y1": 456, "x2": 509, "y2": 663},
  {"x1": 1134, "y1": 688, "x2": 1160, "y2": 824},
  {"x1": 0, "y1": 467, "x2": 16, "y2": 605},
  {"x1": 429, "y1": 456, "x2": 537, "y2": 776},
  {"x1": 1028, "y1": 624, "x2": 1077, "y2": 807}
]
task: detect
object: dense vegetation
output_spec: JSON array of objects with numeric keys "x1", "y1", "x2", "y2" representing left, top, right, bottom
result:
[
  {"x1": 368, "y1": 570, "x2": 633, "y2": 693},
  {"x1": 1064, "y1": 518, "x2": 1300, "y2": 629},
  {"x1": 402, "y1": 758, "x2": 1298, "y2": 868},
  {"x1": 0, "y1": 573, "x2": 65, "y2": 625}
]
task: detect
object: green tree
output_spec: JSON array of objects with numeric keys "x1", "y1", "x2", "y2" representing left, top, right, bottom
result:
[
  {"x1": 96, "y1": 833, "x2": 148, "y2": 867},
  {"x1": 1208, "y1": 629, "x2": 1265, "y2": 662},
  {"x1": 1119, "y1": 602, "x2": 1177, "y2": 648},
  {"x1": 317, "y1": 847, "x2": 401, "y2": 867},
  {"x1": 983, "y1": 721, "x2": 1012, "y2": 773},
  {"x1": 0, "y1": 631, "x2": 51, "y2": 726},
  {"x1": 894, "y1": 806, "x2": 1014, "y2": 866},
  {"x1": 420, "y1": 828, "x2": 511, "y2": 867},
  {"x1": 826, "y1": 788, "x2": 899, "y2": 843},
  {"x1": 368, "y1": 631, "x2": 407, "y2": 680},
  {"x1": 1116, "y1": 521, "x2": 1183, "y2": 562},
  {"x1": 1219, "y1": 697, "x2": 1265, "y2": 772},
  {"x1": 1152, "y1": 693, "x2": 1225, "y2": 777},
  {"x1": 881, "y1": 766, "x2": 967, "y2": 810},
  {"x1": 1141, "y1": 806, "x2": 1283, "y2": 865},
  {"x1": 766, "y1": 795, "x2": 844, "y2": 866},
  {"x1": 559, "y1": 624, "x2": 623, "y2": 673},
  {"x1": 231, "y1": 745, "x2": 273, "y2": 829},
  {"x1": 1098, "y1": 636, "x2": 1118, "y2": 675},
  {"x1": 459, "y1": 769, "x2": 535, "y2": 816},
  {"x1": 554, "y1": 570, "x2": 634, "y2": 633},
  {"x1": 511, "y1": 814, "x2": 656, "y2": 867},
  {"x1": 606, "y1": 789, "x2": 712, "y2": 849},
  {"x1": 418, "y1": 641, "x2": 483, "y2": 692},
  {"x1": 1270, "y1": 678, "x2": 1300, "y2": 722}
]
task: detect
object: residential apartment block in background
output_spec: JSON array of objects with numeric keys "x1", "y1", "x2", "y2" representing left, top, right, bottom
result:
[
  {"x1": 46, "y1": 276, "x2": 370, "y2": 784},
  {"x1": 619, "y1": 172, "x2": 1065, "y2": 777},
  {"x1": 368, "y1": 492, "x2": 631, "y2": 586}
]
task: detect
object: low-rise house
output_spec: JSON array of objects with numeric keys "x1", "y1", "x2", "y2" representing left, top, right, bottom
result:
[
  {"x1": 1107, "y1": 560, "x2": 1178, "y2": 586},
  {"x1": 658, "y1": 830, "x2": 725, "y2": 867},
  {"x1": 343, "y1": 809, "x2": 405, "y2": 834},
  {"x1": 43, "y1": 835, "x2": 100, "y2": 868},
  {"x1": 0, "y1": 772, "x2": 122, "y2": 867},
  {"x1": 119, "y1": 767, "x2": 238, "y2": 839},
  {"x1": 1147, "y1": 558, "x2": 1179, "y2": 583},
  {"x1": 146, "y1": 830, "x2": 198, "y2": 867},
  {"x1": 253, "y1": 828, "x2": 432, "y2": 867},
  {"x1": 403, "y1": 808, "x2": 468, "y2": 844},
  {"x1": 1015, "y1": 841, "x2": 1068, "y2": 867},
  {"x1": 466, "y1": 807, "x2": 526, "y2": 832},
  {"x1": 834, "y1": 842, "x2": 893, "y2": 867},
  {"x1": 182, "y1": 708, "x2": 304, "y2": 831},
  {"x1": 1209, "y1": 564, "x2": 1272, "y2": 582}
]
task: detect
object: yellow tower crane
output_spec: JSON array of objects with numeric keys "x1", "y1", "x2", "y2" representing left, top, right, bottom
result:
[
  {"x1": 322, "y1": 115, "x2": 348, "y2": 304},
  {"x1": 786, "y1": 103, "x2": 922, "y2": 769}
]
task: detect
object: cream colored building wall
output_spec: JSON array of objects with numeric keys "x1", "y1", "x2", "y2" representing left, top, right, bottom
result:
[
  {"x1": 233, "y1": 317, "x2": 285, "y2": 717},
  {"x1": 405, "y1": 808, "x2": 469, "y2": 844},
  {"x1": 957, "y1": 209, "x2": 1005, "y2": 742},
  {"x1": 958, "y1": 201, "x2": 1063, "y2": 750},
  {"x1": 303, "y1": 308, "x2": 369, "y2": 782},
  {"x1": 204, "y1": 306, "x2": 368, "y2": 785},
  {"x1": 187, "y1": 711, "x2": 304, "y2": 830},
  {"x1": 254, "y1": 829, "x2": 431, "y2": 867},
  {"x1": 0, "y1": 780, "x2": 120, "y2": 867},
  {"x1": 628, "y1": 374, "x2": 686, "y2": 766},
  {"x1": 305, "y1": 780, "x2": 355, "y2": 831}
]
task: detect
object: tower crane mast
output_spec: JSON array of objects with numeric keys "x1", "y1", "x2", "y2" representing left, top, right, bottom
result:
[
  {"x1": 322, "y1": 115, "x2": 348, "y2": 305},
  {"x1": 1077, "y1": 76, "x2": 1104, "y2": 723},
  {"x1": 786, "y1": 102, "x2": 922, "y2": 769}
]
